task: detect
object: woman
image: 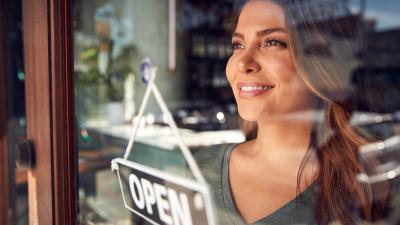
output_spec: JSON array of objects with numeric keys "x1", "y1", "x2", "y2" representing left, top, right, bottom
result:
[{"x1": 194, "y1": 0, "x2": 390, "y2": 224}]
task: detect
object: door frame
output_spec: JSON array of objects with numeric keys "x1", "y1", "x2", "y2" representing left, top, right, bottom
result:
[{"x1": 22, "y1": 0, "x2": 77, "y2": 224}]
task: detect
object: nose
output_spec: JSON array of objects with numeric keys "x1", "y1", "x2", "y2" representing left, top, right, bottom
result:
[{"x1": 237, "y1": 50, "x2": 261, "y2": 74}]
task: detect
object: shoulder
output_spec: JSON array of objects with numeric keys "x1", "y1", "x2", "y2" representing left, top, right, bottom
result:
[
  {"x1": 193, "y1": 144, "x2": 233, "y2": 167},
  {"x1": 192, "y1": 144, "x2": 239, "y2": 224},
  {"x1": 192, "y1": 143, "x2": 236, "y2": 178},
  {"x1": 193, "y1": 143, "x2": 232, "y2": 160}
]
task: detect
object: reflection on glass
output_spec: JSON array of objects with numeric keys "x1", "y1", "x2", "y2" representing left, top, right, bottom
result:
[
  {"x1": 74, "y1": 0, "x2": 400, "y2": 224},
  {"x1": 75, "y1": 0, "x2": 138, "y2": 224},
  {"x1": 75, "y1": 3, "x2": 136, "y2": 126}
]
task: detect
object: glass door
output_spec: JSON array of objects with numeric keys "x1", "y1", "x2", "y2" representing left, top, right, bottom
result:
[
  {"x1": 66, "y1": 0, "x2": 400, "y2": 224},
  {"x1": 3, "y1": 0, "x2": 400, "y2": 225}
]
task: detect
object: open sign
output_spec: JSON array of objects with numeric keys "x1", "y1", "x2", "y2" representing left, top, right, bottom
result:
[{"x1": 112, "y1": 158, "x2": 217, "y2": 225}]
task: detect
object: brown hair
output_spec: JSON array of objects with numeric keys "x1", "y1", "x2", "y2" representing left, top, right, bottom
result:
[{"x1": 234, "y1": 0, "x2": 387, "y2": 224}]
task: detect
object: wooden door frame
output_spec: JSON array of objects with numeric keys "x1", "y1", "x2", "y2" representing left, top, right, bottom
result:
[{"x1": 22, "y1": 0, "x2": 77, "y2": 224}]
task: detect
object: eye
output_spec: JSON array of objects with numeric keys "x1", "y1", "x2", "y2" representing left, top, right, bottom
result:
[
  {"x1": 232, "y1": 42, "x2": 244, "y2": 50},
  {"x1": 264, "y1": 38, "x2": 287, "y2": 48}
]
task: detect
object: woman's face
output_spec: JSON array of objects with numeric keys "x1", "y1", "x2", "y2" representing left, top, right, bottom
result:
[{"x1": 226, "y1": 0, "x2": 317, "y2": 122}]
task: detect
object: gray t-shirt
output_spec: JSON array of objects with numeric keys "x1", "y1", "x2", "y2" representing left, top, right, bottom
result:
[{"x1": 194, "y1": 143, "x2": 316, "y2": 225}]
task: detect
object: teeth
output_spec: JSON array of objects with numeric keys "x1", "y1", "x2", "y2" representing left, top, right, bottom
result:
[{"x1": 240, "y1": 85, "x2": 273, "y2": 91}]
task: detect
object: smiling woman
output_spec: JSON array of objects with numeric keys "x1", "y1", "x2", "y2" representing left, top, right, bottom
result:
[
  {"x1": 225, "y1": 1, "x2": 320, "y2": 223},
  {"x1": 194, "y1": 0, "x2": 397, "y2": 225},
  {"x1": 226, "y1": 1, "x2": 317, "y2": 123}
]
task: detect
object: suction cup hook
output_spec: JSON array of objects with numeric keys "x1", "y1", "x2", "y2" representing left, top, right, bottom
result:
[{"x1": 140, "y1": 57, "x2": 153, "y2": 84}]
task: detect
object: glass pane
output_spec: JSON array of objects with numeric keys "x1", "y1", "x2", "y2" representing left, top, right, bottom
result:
[
  {"x1": 74, "y1": 0, "x2": 242, "y2": 224},
  {"x1": 1, "y1": 0, "x2": 28, "y2": 224},
  {"x1": 74, "y1": 0, "x2": 400, "y2": 225}
]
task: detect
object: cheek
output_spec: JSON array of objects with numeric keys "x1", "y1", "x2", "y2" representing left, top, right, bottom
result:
[
  {"x1": 225, "y1": 56, "x2": 236, "y2": 84},
  {"x1": 283, "y1": 73, "x2": 317, "y2": 109},
  {"x1": 262, "y1": 53, "x2": 296, "y2": 82},
  {"x1": 262, "y1": 53, "x2": 316, "y2": 104}
]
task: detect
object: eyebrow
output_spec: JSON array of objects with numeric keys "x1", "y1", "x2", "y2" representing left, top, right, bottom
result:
[{"x1": 232, "y1": 28, "x2": 286, "y2": 39}]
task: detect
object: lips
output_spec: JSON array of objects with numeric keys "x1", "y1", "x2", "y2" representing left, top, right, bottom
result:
[{"x1": 237, "y1": 82, "x2": 275, "y2": 98}]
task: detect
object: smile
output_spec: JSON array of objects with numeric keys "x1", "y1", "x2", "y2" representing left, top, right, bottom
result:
[
  {"x1": 237, "y1": 82, "x2": 275, "y2": 98},
  {"x1": 240, "y1": 85, "x2": 274, "y2": 91}
]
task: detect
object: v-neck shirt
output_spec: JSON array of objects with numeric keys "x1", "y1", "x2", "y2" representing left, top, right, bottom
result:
[{"x1": 194, "y1": 143, "x2": 316, "y2": 225}]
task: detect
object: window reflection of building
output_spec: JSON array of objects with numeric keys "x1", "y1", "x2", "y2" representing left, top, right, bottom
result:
[
  {"x1": 351, "y1": 27, "x2": 400, "y2": 139},
  {"x1": 304, "y1": 0, "x2": 400, "y2": 141},
  {"x1": 288, "y1": 0, "x2": 399, "y2": 113}
]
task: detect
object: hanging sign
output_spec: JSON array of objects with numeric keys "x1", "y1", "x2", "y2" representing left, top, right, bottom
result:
[
  {"x1": 112, "y1": 158, "x2": 215, "y2": 225},
  {"x1": 111, "y1": 58, "x2": 217, "y2": 225}
]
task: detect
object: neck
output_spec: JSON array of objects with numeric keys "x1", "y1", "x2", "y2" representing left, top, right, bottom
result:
[{"x1": 251, "y1": 114, "x2": 315, "y2": 159}]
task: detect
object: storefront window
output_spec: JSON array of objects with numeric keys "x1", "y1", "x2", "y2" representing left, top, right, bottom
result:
[{"x1": 74, "y1": 0, "x2": 400, "y2": 224}]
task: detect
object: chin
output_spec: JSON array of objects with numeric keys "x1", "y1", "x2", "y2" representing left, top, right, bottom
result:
[{"x1": 237, "y1": 106, "x2": 267, "y2": 122}]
